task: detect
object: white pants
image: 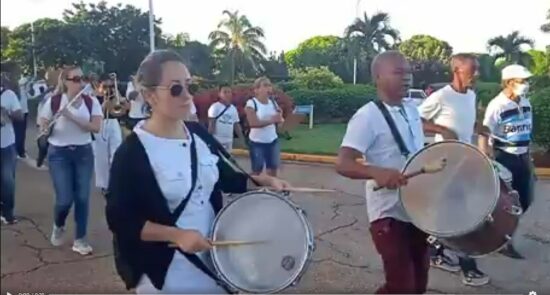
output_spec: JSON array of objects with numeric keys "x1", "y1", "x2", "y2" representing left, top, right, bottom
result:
[{"x1": 92, "y1": 119, "x2": 122, "y2": 189}]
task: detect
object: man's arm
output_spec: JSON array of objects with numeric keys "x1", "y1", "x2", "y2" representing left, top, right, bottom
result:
[{"x1": 208, "y1": 118, "x2": 216, "y2": 134}]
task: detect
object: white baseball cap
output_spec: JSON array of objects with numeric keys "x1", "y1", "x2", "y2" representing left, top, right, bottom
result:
[{"x1": 501, "y1": 64, "x2": 532, "y2": 80}]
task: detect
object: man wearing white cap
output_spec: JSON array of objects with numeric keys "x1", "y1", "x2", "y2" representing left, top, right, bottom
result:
[{"x1": 479, "y1": 64, "x2": 534, "y2": 259}]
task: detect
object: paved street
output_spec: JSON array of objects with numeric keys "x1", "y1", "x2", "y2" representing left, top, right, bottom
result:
[{"x1": 1, "y1": 128, "x2": 549, "y2": 294}]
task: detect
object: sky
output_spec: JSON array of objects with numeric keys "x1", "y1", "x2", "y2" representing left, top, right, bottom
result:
[{"x1": 1, "y1": 0, "x2": 549, "y2": 54}]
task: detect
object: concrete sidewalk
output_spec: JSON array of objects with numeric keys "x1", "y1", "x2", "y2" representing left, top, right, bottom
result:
[{"x1": 1, "y1": 157, "x2": 549, "y2": 294}]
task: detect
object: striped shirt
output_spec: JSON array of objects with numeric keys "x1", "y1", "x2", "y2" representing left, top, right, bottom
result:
[{"x1": 483, "y1": 92, "x2": 532, "y2": 155}]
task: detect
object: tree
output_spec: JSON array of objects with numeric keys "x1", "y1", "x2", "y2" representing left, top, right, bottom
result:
[
  {"x1": 165, "y1": 32, "x2": 190, "y2": 48},
  {"x1": 541, "y1": 9, "x2": 550, "y2": 33},
  {"x1": 284, "y1": 35, "x2": 340, "y2": 68},
  {"x1": 399, "y1": 35, "x2": 452, "y2": 63},
  {"x1": 208, "y1": 10, "x2": 267, "y2": 83},
  {"x1": 262, "y1": 51, "x2": 289, "y2": 80},
  {"x1": 528, "y1": 49, "x2": 550, "y2": 76},
  {"x1": 487, "y1": 31, "x2": 534, "y2": 66},
  {"x1": 476, "y1": 53, "x2": 500, "y2": 82},
  {"x1": 172, "y1": 41, "x2": 214, "y2": 79},
  {"x1": 344, "y1": 12, "x2": 400, "y2": 57},
  {"x1": 1, "y1": 27, "x2": 11, "y2": 61},
  {"x1": 290, "y1": 66, "x2": 343, "y2": 90}
]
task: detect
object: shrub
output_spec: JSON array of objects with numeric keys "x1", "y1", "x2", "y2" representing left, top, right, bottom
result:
[
  {"x1": 290, "y1": 66, "x2": 344, "y2": 90},
  {"x1": 531, "y1": 87, "x2": 550, "y2": 151},
  {"x1": 287, "y1": 84, "x2": 377, "y2": 123},
  {"x1": 475, "y1": 82, "x2": 501, "y2": 106}
]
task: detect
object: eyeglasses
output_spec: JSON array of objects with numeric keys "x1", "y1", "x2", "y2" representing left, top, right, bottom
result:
[
  {"x1": 66, "y1": 76, "x2": 83, "y2": 83},
  {"x1": 153, "y1": 83, "x2": 198, "y2": 96}
]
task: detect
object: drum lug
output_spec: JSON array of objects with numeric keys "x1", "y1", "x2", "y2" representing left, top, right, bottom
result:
[
  {"x1": 426, "y1": 235, "x2": 437, "y2": 245},
  {"x1": 486, "y1": 215, "x2": 494, "y2": 223},
  {"x1": 505, "y1": 234, "x2": 512, "y2": 241}
]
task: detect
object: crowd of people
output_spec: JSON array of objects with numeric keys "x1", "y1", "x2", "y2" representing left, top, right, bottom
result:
[{"x1": 0, "y1": 48, "x2": 536, "y2": 294}]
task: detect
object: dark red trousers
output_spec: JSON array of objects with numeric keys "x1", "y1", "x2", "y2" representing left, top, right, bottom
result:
[{"x1": 370, "y1": 217, "x2": 429, "y2": 294}]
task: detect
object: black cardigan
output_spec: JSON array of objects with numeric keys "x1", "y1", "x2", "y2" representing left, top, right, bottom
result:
[{"x1": 105, "y1": 121, "x2": 248, "y2": 290}]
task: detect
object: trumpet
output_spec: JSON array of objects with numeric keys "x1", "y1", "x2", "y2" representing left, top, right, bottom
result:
[{"x1": 106, "y1": 72, "x2": 126, "y2": 118}]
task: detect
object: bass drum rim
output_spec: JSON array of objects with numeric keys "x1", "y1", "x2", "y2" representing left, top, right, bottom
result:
[
  {"x1": 210, "y1": 190, "x2": 315, "y2": 294},
  {"x1": 399, "y1": 140, "x2": 501, "y2": 238}
]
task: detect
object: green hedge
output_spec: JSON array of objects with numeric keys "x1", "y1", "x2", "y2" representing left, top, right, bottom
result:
[
  {"x1": 475, "y1": 82, "x2": 501, "y2": 106},
  {"x1": 531, "y1": 87, "x2": 550, "y2": 151},
  {"x1": 287, "y1": 84, "x2": 377, "y2": 122}
]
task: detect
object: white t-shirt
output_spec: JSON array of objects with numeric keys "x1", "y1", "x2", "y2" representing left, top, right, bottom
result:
[
  {"x1": 245, "y1": 97, "x2": 278, "y2": 143},
  {"x1": 208, "y1": 102, "x2": 239, "y2": 143},
  {"x1": 483, "y1": 92, "x2": 532, "y2": 155},
  {"x1": 18, "y1": 78, "x2": 29, "y2": 113},
  {"x1": 341, "y1": 101, "x2": 425, "y2": 223},
  {"x1": 418, "y1": 85, "x2": 477, "y2": 143},
  {"x1": 1, "y1": 89, "x2": 22, "y2": 148},
  {"x1": 128, "y1": 93, "x2": 147, "y2": 119},
  {"x1": 134, "y1": 124, "x2": 225, "y2": 294},
  {"x1": 39, "y1": 94, "x2": 103, "y2": 146}
]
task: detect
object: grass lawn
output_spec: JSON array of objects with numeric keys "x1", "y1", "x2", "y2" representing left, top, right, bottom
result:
[{"x1": 279, "y1": 123, "x2": 346, "y2": 155}]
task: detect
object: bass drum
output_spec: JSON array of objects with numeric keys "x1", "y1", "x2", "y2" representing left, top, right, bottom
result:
[{"x1": 399, "y1": 141, "x2": 522, "y2": 257}]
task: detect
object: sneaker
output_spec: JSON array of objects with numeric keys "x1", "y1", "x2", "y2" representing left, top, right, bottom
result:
[
  {"x1": 50, "y1": 225, "x2": 66, "y2": 246},
  {"x1": 72, "y1": 239, "x2": 93, "y2": 255},
  {"x1": 499, "y1": 243, "x2": 525, "y2": 260},
  {"x1": 462, "y1": 269, "x2": 490, "y2": 286},
  {"x1": 430, "y1": 253, "x2": 460, "y2": 272},
  {"x1": 1, "y1": 216, "x2": 18, "y2": 225}
]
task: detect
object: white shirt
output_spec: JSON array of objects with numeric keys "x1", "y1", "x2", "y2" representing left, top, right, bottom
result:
[
  {"x1": 341, "y1": 101, "x2": 425, "y2": 223},
  {"x1": 418, "y1": 85, "x2": 477, "y2": 143},
  {"x1": 39, "y1": 94, "x2": 103, "y2": 146},
  {"x1": 245, "y1": 97, "x2": 278, "y2": 143},
  {"x1": 483, "y1": 92, "x2": 532, "y2": 155},
  {"x1": 1, "y1": 89, "x2": 22, "y2": 148},
  {"x1": 208, "y1": 102, "x2": 239, "y2": 143},
  {"x1": 134, "y1": 124, "x2": 225, "y2": 294},
  {"x1": 128, "y1": 93, "x2": 147, "y2": 119},
  {"x1": 18, "y1": 78, "x2": 29, "y2": 113}
]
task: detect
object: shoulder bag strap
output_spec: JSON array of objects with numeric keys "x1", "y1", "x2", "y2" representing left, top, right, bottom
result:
[
  {"x1": 214, "y1": 104, "x2": 231, "y2": 121},
  {"x1": 373, "y1": 100, "x2": 410, "y2": 157}
]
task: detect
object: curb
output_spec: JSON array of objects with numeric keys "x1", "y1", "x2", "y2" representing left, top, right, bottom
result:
[{"x1": 232, "y1": 149, "x2": 550, "y2": 179}]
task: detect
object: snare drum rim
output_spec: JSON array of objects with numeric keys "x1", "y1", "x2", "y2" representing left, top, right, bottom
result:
[
  {"x1": 399, "y1": 140, "x2": 501, "y2": 238},
  {"x1": 209, "y1": 190, "x2": 315, "y2": 294}
]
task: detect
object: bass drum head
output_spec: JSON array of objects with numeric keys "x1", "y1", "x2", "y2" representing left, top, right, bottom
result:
[
  {"x1": 211, "y1": 191, "x2": 313, "y2": 294},
  {"x1": 399, "y1": 141, "x2": 500, "y2": 237}
]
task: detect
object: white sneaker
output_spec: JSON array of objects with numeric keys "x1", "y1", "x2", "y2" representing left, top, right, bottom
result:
[
  {"x1": 72, "y1": 239, "x2": 93, "y2": 255},
  {"x1": 50, "y1": 225, "x2": 66, "y2": 246}
]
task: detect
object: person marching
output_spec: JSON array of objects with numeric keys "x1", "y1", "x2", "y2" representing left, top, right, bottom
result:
[
  {"x1": 38, "y1": 66, "x2": 103, "y2": 255},
  {"x1": 244, "y1": 77, "x2": 283, "y2": 177},
  {"x1": 105, "y1": 50, "x2": 290, "y2": 293},
  {"x1": 92, "y1": 74, "x2": 128, "y2": 195},
  {"x1": 126, "y1": 77, "x2": 149, "y2": 130},
  {"x1": 479, "y1": 64, "x2": 534, "y2": 259},
  {"x1": 336, "y1": 51, "x2": 428, "y2": 294},
  {"x1": 1, "y1": 75, "x2": 24, "y2": 225},
  {"x1": 207, "y1": 84, "x2": 244, "y2": 152},
  {"x1": 418, "y1": 54, "x2": 490, "y2": 286}
]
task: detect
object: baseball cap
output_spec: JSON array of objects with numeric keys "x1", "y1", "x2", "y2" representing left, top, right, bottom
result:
[{"x1": 501, "y1": 64, "x2": 532, "y2": 80}]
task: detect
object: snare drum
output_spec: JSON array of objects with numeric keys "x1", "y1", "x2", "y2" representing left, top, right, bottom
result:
[
  {"x1": 399, "y1": 141, "x2": 522, "y2": 256},
  {"x1": 210, "y1": 190, "x2": 315, "y2": 293}
]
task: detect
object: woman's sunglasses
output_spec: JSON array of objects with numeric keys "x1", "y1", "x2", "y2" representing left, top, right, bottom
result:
[
  {"x1": 66, "y1": 76, "x2": 83, "y2": 83},
  {"x1": 154, "y1": 83, "x2": 198, "y2": 96}
]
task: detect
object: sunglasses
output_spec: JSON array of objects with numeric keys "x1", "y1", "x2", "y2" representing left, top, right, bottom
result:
[
  {"x1": 66, "y1": 76, "x2": 83, "y2": 83},
  {"x1": 154, "y1": 83, "x2": 198, "y2": 96}
]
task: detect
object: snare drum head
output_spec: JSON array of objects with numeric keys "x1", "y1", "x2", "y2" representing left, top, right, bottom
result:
[
  {"x1": 399, "y1": 141, "x2": 499, "y2": 237},
  {"x1": 211, "y1": 191, "x2": 312, "y2": 293}
]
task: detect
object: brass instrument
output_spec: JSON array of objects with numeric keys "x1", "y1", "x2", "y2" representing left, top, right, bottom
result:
[{"x1": 107, "y1": 72, "x2": 126, "y2": 117}]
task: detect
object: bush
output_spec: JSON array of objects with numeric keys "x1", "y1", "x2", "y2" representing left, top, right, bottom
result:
[
  {"x1": 287, "y1": 84, "x2": 377, "y2": 123},
  {"x1": 531, "y1": 87, "x2": 550, "y2": 151},
  {"x1": 290, "y1": 66, "x2": 344, "y2": 90},
  {"x1": 475, "y1": 82, "x2": 501, "y2": 106}
]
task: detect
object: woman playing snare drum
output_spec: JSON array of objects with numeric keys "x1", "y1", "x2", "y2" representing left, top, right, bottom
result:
[{"x1": 105, "y1": 50, "x2": 290, "y2": 294}]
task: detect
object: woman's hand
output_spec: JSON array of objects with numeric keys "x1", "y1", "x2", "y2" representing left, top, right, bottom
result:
[{"x1": 170, "y1": 229, "x2": 212, "y2": 253}]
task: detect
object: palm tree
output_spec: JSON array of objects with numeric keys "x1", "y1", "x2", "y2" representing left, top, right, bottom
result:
[
  {"x1": 542, "y1": 9, "x2": 550, "y2": 33},
  {"x1": 209, "y1": 10, "x2": 267, "y2": 83},
  {"x1": 344, "y1": 12, "x2": 400, "y2": 57},
  {"x1": 487, "y1": 31, "x2": 534, "y2": 66}
]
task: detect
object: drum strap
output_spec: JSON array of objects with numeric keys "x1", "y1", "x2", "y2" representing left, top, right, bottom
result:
[
  {"x1": 170, "y1": 132, "x2": 234, "y2": 294},
  {"x1": 374, "y1": 100, "x2": 410, "y2": 157}
]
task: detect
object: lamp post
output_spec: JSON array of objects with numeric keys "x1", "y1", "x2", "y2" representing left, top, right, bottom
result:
[
  {"x1": 353, "y1": 0, "x2": 361, "y2": 85},
  {"x1": 31, "y1": 21, "x2": 37, "y2": 78},
  {"x1": 148, "y1": 0, "x2": 155, "y2": 53}
]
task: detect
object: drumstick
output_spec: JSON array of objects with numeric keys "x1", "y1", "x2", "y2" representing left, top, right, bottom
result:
[
  {"x1": 168, "y1": 240, "x2": 267, "y2": 248},
  {"x1": 258, "y1": 187, "x2": 337, "y2": 193},
  {"x1": 373, "y1": 158, "x2": 447, "y2": 191}
]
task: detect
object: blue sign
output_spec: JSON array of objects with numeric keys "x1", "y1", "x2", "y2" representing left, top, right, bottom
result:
[{"x1": 294, "y1": 104, "x2": 313, "y2": 114}]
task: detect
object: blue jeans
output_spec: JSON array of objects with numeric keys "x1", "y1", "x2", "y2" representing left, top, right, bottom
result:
[
  {"x1": 1, "y1": 144, "x2": 17, "y2": 220},
  {"x1": 48, "y1": 144, "x2": 94, "y2": 239},
  {"x1": 248, "y1": 139, "x2": 280, "y2": 173}
]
